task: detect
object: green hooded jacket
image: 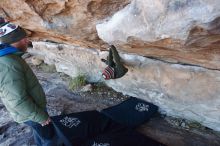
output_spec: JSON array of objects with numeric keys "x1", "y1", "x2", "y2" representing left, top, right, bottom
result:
[{"x1": 0, "y1": 51, "x2": 48, "y2": 123}]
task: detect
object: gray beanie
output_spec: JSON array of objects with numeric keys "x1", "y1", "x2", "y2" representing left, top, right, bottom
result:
[{"x1": 0, "y1": 19, "x2": 26, "y2": 44}]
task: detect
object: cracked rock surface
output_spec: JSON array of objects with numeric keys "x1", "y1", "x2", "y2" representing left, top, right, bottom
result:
[{"x1": 0, "y1": 55, "x2": 220, "y2": 146}]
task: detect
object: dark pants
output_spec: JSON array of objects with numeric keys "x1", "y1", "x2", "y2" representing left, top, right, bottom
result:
[{"x1": 25, "y1": 120, "x2": 61, "y2": 146}]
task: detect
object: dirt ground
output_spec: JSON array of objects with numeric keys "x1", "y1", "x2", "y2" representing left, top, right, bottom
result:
[{"x1": 0, "y1": 54, "x2": 220, "y2": 146}]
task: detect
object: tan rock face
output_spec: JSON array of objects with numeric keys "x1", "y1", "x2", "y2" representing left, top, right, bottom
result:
[
  {"x1": 1, "y1": 0, "x2": 220, "y2": 131},
  {"x1": 1, "y1": 0, "x2": 220, "y2": 69},
  {"x1": 0, "y1": 0, "x2": 129, "y2": 48},
  {"x1": 96, "y1": 0, "x2": 220, "y2": 70}
]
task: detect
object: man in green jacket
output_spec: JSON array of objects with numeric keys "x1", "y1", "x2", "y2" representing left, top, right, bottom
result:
[{"x1": 0, "y1": 17, "x2": 59, "y2": 146}]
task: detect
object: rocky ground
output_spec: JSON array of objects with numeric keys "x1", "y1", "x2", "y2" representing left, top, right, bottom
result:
[{"x1": 0, "y1": 54, "x2": 220, "y2": 146}]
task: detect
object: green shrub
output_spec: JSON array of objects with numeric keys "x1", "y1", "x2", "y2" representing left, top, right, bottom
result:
[{"x1": 68, "y1": 75, "x2": 86, "y2": 90}]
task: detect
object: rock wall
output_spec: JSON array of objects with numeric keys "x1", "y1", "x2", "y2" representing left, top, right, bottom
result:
[
  {"x1": 1, "y1": 0, "x2": 220, "y2": 69},
  {"x1": 96, "y1": 0, "x2": 220, "y2": 70},
  {"x1": 0, "y1": 0, "x2": 129, "y2": 50},
  {"x1": 1, "y1": 0, "x2": 220, "y2": 131},
  {"x1": 30, "y1": 41, "x2": 220, "y2": 132}
]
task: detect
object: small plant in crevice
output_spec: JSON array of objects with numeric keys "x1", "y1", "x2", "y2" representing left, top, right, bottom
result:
[{"x1": 68, "y1": 75, "x2": 87, "y2": 91}]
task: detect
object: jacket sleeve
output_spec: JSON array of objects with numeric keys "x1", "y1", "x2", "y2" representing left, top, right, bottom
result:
[{"x1": 1, "y1": 64, "x2": 48, "y2": 123}]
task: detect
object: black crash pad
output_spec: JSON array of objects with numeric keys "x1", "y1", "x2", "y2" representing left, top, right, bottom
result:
[
  {"x1": 74, "y1": 128, "x2": 165, "y2": 146},
  {"x1": 51, "y1": 110, "x2": 126, "y2": 146},
  {"x1": 101, "y1": 97, "x2": 158, "y2": 128}
]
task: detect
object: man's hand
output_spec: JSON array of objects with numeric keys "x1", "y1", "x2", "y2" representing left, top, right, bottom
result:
[{"x1": 41, "y1": 117, "x2": 51, "y2": 126}]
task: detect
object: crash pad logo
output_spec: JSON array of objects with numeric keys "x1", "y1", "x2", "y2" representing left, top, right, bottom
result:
[
  {"x1": 60, "y1": 116, "x2": 81, "y2": 128},
  {"x1": 92, "y1": 142, "x2": 110, "y2": 146},
  {"x1": 135, "y1": 103, "x2": 149, "y2": 112}
]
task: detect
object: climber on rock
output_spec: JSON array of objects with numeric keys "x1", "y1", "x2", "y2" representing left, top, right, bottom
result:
[{"x1": 101, "y1": 45, "x2": 128, "y2": 80}]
